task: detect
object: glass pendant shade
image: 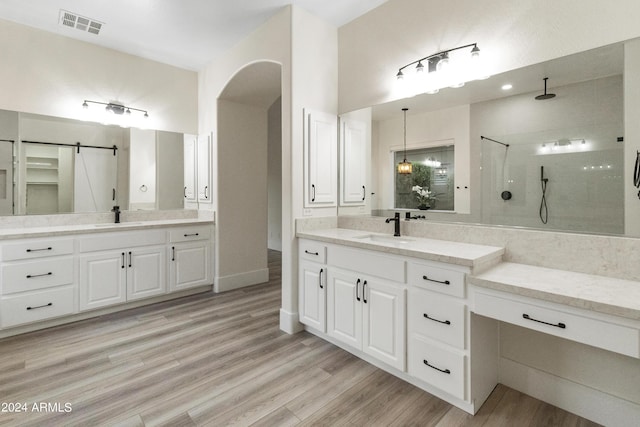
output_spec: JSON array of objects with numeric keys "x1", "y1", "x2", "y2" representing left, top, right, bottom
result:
[{"x1": 398, "y1": 160, "x2": 412, "y2": 174}]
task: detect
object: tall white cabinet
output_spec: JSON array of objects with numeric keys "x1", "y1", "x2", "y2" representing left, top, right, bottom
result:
[
  {"x1": 339, "y1": 118, "x2": 367, "y2": 205},
  {"x1": 304, "y1": 109, "x2": 337, "y2": 207},
  {"x1": 184, "y1": 133, "x2": 212, "y2": 207}
]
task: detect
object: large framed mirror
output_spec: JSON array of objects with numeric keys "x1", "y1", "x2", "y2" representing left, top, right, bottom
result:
[
  {"x1": 351, "y1": 39, "x2": 631, "y2": 236},
  {"x1": 0, "y1": 109, "x2": 187, "y2": 216}
]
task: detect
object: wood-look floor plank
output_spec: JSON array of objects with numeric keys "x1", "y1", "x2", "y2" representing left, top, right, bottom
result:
[{"x1": 0, "y1": 250, "x2": 601, "y2": 427}]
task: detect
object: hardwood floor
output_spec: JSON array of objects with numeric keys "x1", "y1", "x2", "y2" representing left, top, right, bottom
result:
[{"x1": 0, "y1": 250, "x2": 600, "y2": 426}]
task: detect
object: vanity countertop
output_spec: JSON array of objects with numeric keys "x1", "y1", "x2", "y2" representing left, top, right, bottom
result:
[
  {"x1": 469, "y1": 262, "x2": 640, "y2": 321},
  {"x1": 297, "y1": 227, "x2": 504, "y2": 269},
  {"x1": 0, "y1": 218, "x2": 214, "y2": 240}
]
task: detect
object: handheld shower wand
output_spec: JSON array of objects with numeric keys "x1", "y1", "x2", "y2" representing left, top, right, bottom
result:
[{"x1": 539, "y1": 166, "x2": 549, "y2": 224}]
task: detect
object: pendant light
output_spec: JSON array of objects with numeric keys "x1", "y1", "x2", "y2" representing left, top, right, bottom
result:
[{"x1": 398, "y1": 108, "x2": 412, "y2": 174}]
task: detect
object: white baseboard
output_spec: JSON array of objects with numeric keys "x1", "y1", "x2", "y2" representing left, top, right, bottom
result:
[
  {"x1": 500, "y1": 357, "x2": 640, "y2": 427},
  {"x1": 279, "y1": 309, "x2": 303, "y2": 334},
  {"x1": 215, "y1": 268, "x2": 269, "y2": 292}
]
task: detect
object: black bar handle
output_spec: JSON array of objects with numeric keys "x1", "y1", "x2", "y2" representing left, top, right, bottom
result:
[
  {"x1": 128, "y1": 251, "x2": 132, "y2": 268},
  {"x1": 184, "y1": 233, "x2": 200, "y2": 237},
  {"x1": 362, "y1": 185, "x2": 366, "y2": 201},
  {"x1": 362, "y1": 280, "x2": 368, "y2": 304},
  {"x1": 121, "y1": 252, "x2": 125, "y2": 269},
  {"x1": 356, "y1": 278, "x2": 361, "y2": 301},
  {"x1": 311, "y1": 184, "x2": 316, "y2": 202},
  {"x1": 422, "y1": 275, "x2": 450, "y2": 285},
  {"x1": 423, "y1": 313, "x2": 451, "y2": 325},
  {"x1": 171, "y1": 246, "x2": 175, "y2": 261},
  {"x1": 423, "y1": 359, "x2": 451, "y2": 374},
  {"x1": 112, "y1": 188, "x2": 116, "y2": 201},
  {"x1": 522, "y1": 313, "x2": 566, "y2": 329},
  {"x1": 26, "y1": 247, "x2": 52, "y2": 253},
  {"x1": 319, "y1": 268, "x2": 324, "y2": 289},
  {"x1": 26, "y1": 272, "x2": 53, "y2": 279},
  {"x1": 304, "y1": 250, "x2": 319, "y2": 256},
  {"x1": 27, "y1": 302, "x2": 53, "y2": 311},
  {"x1": 204, "y1": 185, "x2": 209, "y2": 199},
  {"x1": 184, "y1": 186, "x2": 187, "y2": 198}
]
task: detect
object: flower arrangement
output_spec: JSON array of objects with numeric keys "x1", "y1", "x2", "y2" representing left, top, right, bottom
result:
[{"x1": 412, "y1": 185, "x2": 433, "y2": 208}]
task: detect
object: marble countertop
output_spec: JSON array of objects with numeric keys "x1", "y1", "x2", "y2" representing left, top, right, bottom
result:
[
  {"x1": 0, "y1": 218, "x2": 214, "y2": 240},
  {"x1": 469, "y1": 262, "x2": 640, "y2": 321},
  {"x1": 297, "y1": 228, "x2": 504, "y2": 269}
]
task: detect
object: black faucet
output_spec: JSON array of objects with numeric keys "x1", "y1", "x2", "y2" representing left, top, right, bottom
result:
[
  {"x1": 112, "y1": 205, "x2": 121, "y2": 224},
  {"x1": 385, "y1": 212, "x2": 401, "y2": 236},
  {"x1": 405, "y1": 212, "x2": 426, "y2": 220}
]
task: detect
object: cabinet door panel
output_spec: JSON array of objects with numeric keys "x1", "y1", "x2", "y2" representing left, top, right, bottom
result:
[
  {"x1": 363, "y1": 279, "x2": 406, "y2": 371},
  {"x1": 183, "y1": 134, "x2": 197, "y2": 202},
  {"x1": 298, "y1": 261, "x2": 326, "y2": 332},
  {"x1": 79, "y1": 251, "x2": 126, "y2": 311},
  {"x1": 327, "y1": 269, "x2": 361, "y2": 349},
  {"x1": 128, "y1": 246, "x2": 166, "y2": 300},
  {"x1": 197, "y1": 133, "x2": 212, "y2": 203},
  {"x1": 304, "y1": 109, "x2": 337, "y2": 206},
  {"x1": 170, "y1": 242, "x2": 209, "y2": 291},
  {"x1": 340, "y1": 118, "x2": 367, "y2": 205}
]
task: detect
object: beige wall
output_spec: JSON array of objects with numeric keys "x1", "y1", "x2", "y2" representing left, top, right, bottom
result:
[
  {"x1": 268, "y1": 98, "x2": 283, "y2": 251},
  {"x1": 339, "y1": 0, "x2": 640, "y2": 113},
  {"x1": 0, "y1": 19, "x2": 197, "y2": 134}
]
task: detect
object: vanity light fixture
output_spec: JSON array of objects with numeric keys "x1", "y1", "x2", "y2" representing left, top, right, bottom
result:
[
  {"x1": 395, "y1": 43, "x2": 486, "y2": 95},
  {"x1": 398, "y1": 108, "x2": 412, "y2": 174},
  {"x1": 82, "y1": 100, "x2": 149, "y2": 118}
]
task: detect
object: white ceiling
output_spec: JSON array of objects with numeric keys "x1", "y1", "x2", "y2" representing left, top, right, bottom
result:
[{"x1": 0, "y1": 0, "x2": 388, "y2": 71}]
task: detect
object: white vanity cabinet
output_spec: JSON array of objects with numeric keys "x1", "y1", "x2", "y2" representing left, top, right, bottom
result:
[
  {"x1": 323, "y1": 243, "x2": 406, "y2": 371},
  {"x1": 78, "y1": 229, "x2": 167, "y2": 310},
  {"x1": 0, "y1": 237, "x2": 76, "y2": 328},
  {"x1": 197, "y1": 133, "x2": 212, "y2": 204},
  {"x1": 168, "y1": 225, "x2": 213, "y2": 292},
  {"x1": 298, "y1": 240, "x2": 327, "y2": 332},
  {"x1": 183, "y1": 134, "x2": 197, "y2": 203},
  {"x1": 406, "y1": 260, "x2": 470, "y2": 401}
]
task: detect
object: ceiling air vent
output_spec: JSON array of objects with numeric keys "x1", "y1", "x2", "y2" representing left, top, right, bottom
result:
[{"x1": 59, "y1": 10, "x2": 103, "y2": 35}]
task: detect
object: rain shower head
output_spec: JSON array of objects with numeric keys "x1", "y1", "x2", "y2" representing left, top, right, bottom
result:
[{"x1": 535, "y1": 77, "x2": 556, "y2": 100}]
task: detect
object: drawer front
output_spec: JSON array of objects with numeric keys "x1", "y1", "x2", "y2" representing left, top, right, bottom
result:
[
  {"x1": 299, "y1": 240, "x2": 327, "y2": 264},
  {"x1": 169, "y1": 226, "x2": 211, "y2": 243},
  {"x1": 329, "y1": 244, "x2": 405, "y2": 283},
  {"x1": 408, "y1": 335, "x2": 466, "y2": 400},
  {"x1": 0, "y1": 286, "x2": 75, "y2": 328},
  {"x1": 408, "y1": 288, "x2": 466, "y2": 350},
  {"x1": 474, "y1": 291, "x2": 640, "y2": 358},
  {"x1": 79, "y1": 230, "x2": 167, "y2": 252},
  {"x1": 2, "y1": 239, "x2": 74, "y2": 261},
  {"x1": 2, "y1": 257, "x2": 74, "y2": 295},
  {"x1": 408, "y1": 261, "x2": 465, "y2": 298}
]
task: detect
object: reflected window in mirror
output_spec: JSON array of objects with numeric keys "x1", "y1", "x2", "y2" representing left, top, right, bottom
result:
[{"x1": 394, "y1": 145, "x2": 455, "y2": 211}]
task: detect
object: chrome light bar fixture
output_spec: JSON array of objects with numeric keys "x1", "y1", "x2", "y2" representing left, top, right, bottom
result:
[
  {"x1": 395, "y1": 43, "x2": 486, "y2": 95},
  {"x1": 82, "y1": 100, "x2": 149, "y2": 118}
]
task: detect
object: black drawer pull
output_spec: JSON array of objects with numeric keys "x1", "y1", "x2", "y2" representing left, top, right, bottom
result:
[
  {"x1": 184, "y1": 233, "x2": 200, "y2": 237},
  {"x1": 304, "y1": 250, "x2": 319, "y2": 256},
  {"x1": 311, "y1": 184, "x2": 316, "y2": 202},
  {"x1": 423, "y1": 313, "x2": 451, "y2": 325},
  {"x1": 27, "y1": 302, "x2": 53, "y2": 310},
  {"x1": 522, "y1": 313, "x2": 566, "y2": 329},
  {"x1": 356, "y1": 279, "x2": 361, "y2": 302},
  {"x1": 422, "y1": 275, "x2": 450, "y2": 285},
  {"x1": 26, "y1": 247, "x2": 52, "y2": 253},
  {"x1": 26, "y1": 272, "x2": 53, "y2": 279},
  {"x1": 423, "y1": 359, "x2": 450, "y2": 374},
  {"x1": 319, "y1": 268, "x2": 324, "y2": 289},
  {"x1": 171, "y1": 246, "x2": 176, "y2": 261}
]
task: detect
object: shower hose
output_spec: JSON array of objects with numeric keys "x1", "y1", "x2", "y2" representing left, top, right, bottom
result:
[{"x1": 539, "y1": 178, "x2": 548, "y2": 224}]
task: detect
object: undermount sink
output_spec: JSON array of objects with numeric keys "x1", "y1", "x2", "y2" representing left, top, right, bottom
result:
[
  {"x1": 94, "y1": 222, "x2": 143, "y2": 227},
  {"x1": 354, "y1": 234, "x2": 415, "y2": 245}
]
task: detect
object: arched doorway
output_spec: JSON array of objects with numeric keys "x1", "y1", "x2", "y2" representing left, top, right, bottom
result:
[{"x1": 216, "y1": 61, "x2": 282, "y2": 290}]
